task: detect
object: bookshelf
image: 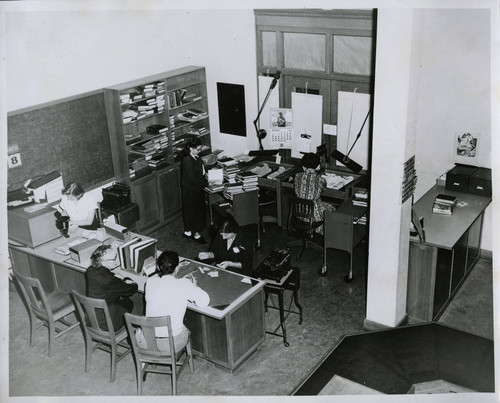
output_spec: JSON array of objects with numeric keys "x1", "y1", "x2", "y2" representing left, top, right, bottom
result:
[{"x1": 104, "y1": 66, "x2": 211, "y2": 232}]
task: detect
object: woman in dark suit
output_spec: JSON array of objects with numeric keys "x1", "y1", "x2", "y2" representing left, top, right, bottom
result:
[
  {"x1": 85, "y1": 245, "x2": 138, "y2": 331},
  {"x1": 181, "y1": 137, "x2": 208, "y2": 244},
  {"x1": 198, "y1": 216, "x2": 254, "y2": 277}
]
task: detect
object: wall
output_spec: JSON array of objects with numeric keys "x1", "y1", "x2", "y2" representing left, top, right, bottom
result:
[
  {"x1": 411, "y1": 8, "x2": 492, "y2": 250},
  {"x1": 5, "y1": 8, "x2": 258, "y2": 158}
]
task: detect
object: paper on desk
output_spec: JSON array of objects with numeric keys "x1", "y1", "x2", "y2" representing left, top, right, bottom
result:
[
  {"x1": 208, "y1": 271, "x2": 219, "y2": 278},
  {"x1": 241, "y1": 277, "x2": 251, "y2": 284}
]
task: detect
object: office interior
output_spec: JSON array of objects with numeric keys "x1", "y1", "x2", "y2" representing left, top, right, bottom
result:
[{"x1": 2, "y1": 2, "x2": 498, "y2": 402}]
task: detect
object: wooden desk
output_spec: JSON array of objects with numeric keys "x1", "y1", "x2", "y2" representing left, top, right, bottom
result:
[
  {"x1": 8, "y1": 230, "x2": 266, "y2": 373},
  {"x1": 407, "y1": 185, "x2": 491, "y2": 321}
]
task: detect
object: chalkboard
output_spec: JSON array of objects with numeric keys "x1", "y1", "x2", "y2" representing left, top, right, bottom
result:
[
  {"x1": 217, "y1": 82, "x2": 247, "y2": 137},
  {"x1": 7, "y1": 91, "x2": 115, "y2": 191}
]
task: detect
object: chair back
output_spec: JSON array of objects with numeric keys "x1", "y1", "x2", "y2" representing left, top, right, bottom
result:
[
  {"x1": 324, "y1": 210, "x2": 353, "y2": 253},
  {"x1": 124, "y1": 313, "x2": 177, "y2": 362},
  {"x1": 14, "y1": 271, "x2": 53, "y2": 322},
  {"x1": 72, "y1": 290, "x2": 116, "y2": 343},
  {"x1": 288, "y1": 196, "x2": 315, "y2": 233}
]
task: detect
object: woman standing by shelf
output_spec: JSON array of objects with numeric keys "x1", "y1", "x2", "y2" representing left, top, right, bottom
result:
[{"x1": 181, "y1": 137, "x2": 208, "y2": 244}]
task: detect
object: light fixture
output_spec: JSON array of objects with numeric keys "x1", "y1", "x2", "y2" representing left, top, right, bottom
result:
[
  {"x1": 253, "y1": 71, "x2": 281, "y2": 151},
  {"x1": 331, "y1": 108, "x2": 371, "y2": 174}
]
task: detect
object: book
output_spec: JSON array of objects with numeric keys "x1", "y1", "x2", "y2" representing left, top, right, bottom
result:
[
  {"x1": 435, "y1": 194, "x2": 457, "y2": 205},
  {"x1": 130, "y1": 239, "x2": 156, "y2": 273},
  {"x1": 118, "y1": 237, "x2": 141, "y2": 270}
]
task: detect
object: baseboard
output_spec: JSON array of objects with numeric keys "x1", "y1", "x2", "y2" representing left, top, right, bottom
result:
[
  {"x1": 363, "y1": 314, "x2": 408, "y2": 331},
  {"x1": 480, "y1": 249, "x2": 492, "y2": 262}
]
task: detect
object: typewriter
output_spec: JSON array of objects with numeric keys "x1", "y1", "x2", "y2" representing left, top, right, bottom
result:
[
  {"x1": 101, "y1": 182, "x2": 131, "y2": 210},
  {"x1": 254, "y1": 247, "x2": 291, "y2": 282}
]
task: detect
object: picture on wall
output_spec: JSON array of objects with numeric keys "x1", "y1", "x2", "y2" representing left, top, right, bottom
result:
[{"x1": 454, "y1": 131, "x2": 479, "y2": 164}]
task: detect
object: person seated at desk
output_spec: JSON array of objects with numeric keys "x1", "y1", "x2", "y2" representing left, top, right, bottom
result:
[
  {"x1": 138, "y1": 251, "x2": 210, "y2": 352},
  {"x1": 198, "y1": 216, "x2": 254, "y2": 276},
  {"x1": 55, "y1": 182, "x2": 99, "y2": 236},
  {"x1": 294, "y1": 152, "x2": 334, "y2": 234},
  {"x1": 85, "y1": 245, "x2": 138, "y2": 331}
]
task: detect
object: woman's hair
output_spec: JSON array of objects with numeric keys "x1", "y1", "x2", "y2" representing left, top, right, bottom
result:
[
  {"x1": 156, "y1": 251, "x2": 180, "y2": 277},
  {"x1": 90, "y1": 245, "x2": 112, "y2": 267},
  {"x1": 301, "y1": 153, "x2": 321, "y2": 169},
  {"x1": 187, "y1": 137, "x2": 202, "y2": 150},
  {"x1": 62, "y1": 182, "x2": 85, "y2": 199},
  {"x1": 217, "y1": 216, "x2": 240, "y2": 235}
]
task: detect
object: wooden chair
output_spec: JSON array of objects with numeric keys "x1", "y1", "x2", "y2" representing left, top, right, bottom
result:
[
  {"x1": 287, "y1": 196, "x2": 323, "y2": 260},
  {"x1": 124, "y1": 313, "x2": 194, "y2": 396},
  {"x1": 13, "y1": 271, "x2": 79, "y2": 357},
  {"x1": 322, "y1": 210, "x2": 367, "y2": 281},
  {"x1": 71, "y1": 290, "x2": 131, "y2": 382}
]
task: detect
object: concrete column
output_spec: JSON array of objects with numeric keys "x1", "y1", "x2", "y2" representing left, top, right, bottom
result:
[{"x1": 364, "y1": 9, "x2": 418, "y2": 329}]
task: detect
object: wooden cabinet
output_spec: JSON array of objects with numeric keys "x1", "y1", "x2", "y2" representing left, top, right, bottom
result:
[
  {"x1": 157, "y1": 164, "x2": 182, "y2": 222},
  {"x1": 131, "y1": 175, "x2": 161, "y2": 232},
  {"x1": 104, "y1": 66, "x2": 211, "y2": 232}
]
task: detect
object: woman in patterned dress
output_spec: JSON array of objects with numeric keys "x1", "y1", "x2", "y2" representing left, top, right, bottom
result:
[{"x1": 293, "y1": 153, "x2": 334, "y2": 234}]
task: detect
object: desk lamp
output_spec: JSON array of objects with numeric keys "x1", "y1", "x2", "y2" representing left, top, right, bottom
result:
[
  {"x1": 331, "y1": 108, "x2": 371, "y2": 174},
  {"x1": 253, "y1": 71, "x2": 281, "y2": 151}
]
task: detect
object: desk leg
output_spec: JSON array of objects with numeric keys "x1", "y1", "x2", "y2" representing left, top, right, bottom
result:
[
  {"x1": 278, "y1": 289, "x2": 289, "y2": 347},
  {"x1": 292, "y1": 287, "x2": 303, "y2": 325}
]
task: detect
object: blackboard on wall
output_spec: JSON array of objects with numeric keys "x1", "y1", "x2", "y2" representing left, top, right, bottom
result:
[{"x1": 7, "y1": 91, "x2": 115, "y2": 191}]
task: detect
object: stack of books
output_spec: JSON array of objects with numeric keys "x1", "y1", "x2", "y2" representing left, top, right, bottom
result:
[
  {"x1": 353, "y1": 189, "x2": 369, "y2": 207},
  {"x1": 222, "y1": 182, "x2": 244, "y2": 200},
  {"x1": 432, "y1": 193, "x2": 457, "y2": 215},
  {"x1": 236, "y1": 171, "x2": 259, "y2": 191},
  {"x1": 130, "y1": 135, "x2": 168, "y2": 157},
  {"x1": 148, "y1": 153, "x2": 168, "y2": 170},
  {"x1": 146, "y1": 124, "x2": 168, "y2": 136},
  {"x1": 187, "y1": 126, "x2": 208, "y2": 137},
  {"x1": 217, "y1": 157, "x2": 240, "y2": 183}
]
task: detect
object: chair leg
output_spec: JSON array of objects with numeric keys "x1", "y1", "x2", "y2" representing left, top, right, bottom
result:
[
  {"x1": 28, "y1": 312, "x2": 36, "y2": 347},
  {"x1": 84, "y1": 335, "x2": 92, "y2": 372},
  {"x1": 171, "y1": 362, "x2": 177, "y2": 396},
  {"x1": 136, "y1": 362, "x2": 143, "y2": 395},
  {"x1": 187, "y1": 339, "x2": 194, "y2": 372},
  {"x1": 110, "y1": 342, "x2": 117, "y2": 382},
  {"x1": 47, "y1": 321, "x2": 55, "y2": 357}
]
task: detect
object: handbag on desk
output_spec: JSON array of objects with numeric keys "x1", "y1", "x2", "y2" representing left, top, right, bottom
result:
[{"x1": 254, "y1": 247, "x2": 291, "y2": 282}]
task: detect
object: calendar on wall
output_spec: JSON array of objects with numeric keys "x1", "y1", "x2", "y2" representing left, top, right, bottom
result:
[{"x1": 270, "y1": 108, "x2": 293, "y2": 148}]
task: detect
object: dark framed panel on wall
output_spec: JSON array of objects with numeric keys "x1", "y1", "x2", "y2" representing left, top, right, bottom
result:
[{"x1": 217, "y1": 82, "x2": 247, "y2": 137}]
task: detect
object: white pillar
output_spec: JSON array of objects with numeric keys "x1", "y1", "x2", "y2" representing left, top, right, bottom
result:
[{"x1": 364, "y1": 8, "x2": 418, "y2": 329}]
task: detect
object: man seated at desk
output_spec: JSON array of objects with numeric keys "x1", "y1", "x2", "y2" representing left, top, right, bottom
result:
[
  {"x1": 198, "y1": 216, "x2": 254, "y2": 277},
  {"x1": 138, "y1": 251, "x2": 210, "y2": 352}
]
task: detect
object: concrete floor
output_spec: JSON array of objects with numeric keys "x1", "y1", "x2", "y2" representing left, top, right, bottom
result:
[{"x1": 7, "y1": 216, "x2": 494, "y2": 398}]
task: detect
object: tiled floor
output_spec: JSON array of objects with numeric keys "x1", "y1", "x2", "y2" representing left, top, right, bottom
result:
[{"x1": 7, "y1": 216, "x2": 494, "y2": 397}]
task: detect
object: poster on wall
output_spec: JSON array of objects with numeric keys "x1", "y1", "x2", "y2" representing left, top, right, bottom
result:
[
  {"x1": 270, "y1": 108, "x2": 293, "y2": 148},
  {"x1": 453, "y1": 131, "x2": 480, "y2": 165}
]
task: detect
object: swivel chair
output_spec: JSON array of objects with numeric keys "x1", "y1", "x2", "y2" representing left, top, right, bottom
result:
[{"x1": 286, "y1": 196, "x2": 323, "y2": 260}]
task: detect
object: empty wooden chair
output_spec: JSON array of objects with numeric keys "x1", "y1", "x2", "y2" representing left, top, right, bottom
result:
[
  {"x1": 124, "y1": 313, "x2": 193, "y2": 396},
  {"x1": 71, "y1": 290, "x2": 131, "y2": 382},
  {"x1": 287, "y1": 196, "x2": 323, "y2": 260},
  {"x1": 13, "y1": 271, "x2": 79, "y2": 357}
]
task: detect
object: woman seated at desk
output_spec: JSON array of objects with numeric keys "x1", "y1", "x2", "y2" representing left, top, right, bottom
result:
[
  {"x1": 198, "y1": 216, "x2": 254, "y2": 277},
  {"x1": 294, "y1": 153, "x2": 334, "y2": 234},
  {"x1": 86, "y1": 245, "x2": 138, "y2": 331},
  {"x1": 55, "y1": 182, "x2": 99, "y2": 235},
  {"x1": 138, "y1": 251, "x2": 210, "y2": 352}
]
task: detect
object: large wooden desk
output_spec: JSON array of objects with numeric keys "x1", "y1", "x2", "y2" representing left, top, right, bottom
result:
[
  {"x1": 407, "y1": 184, "x2": 491, "y2": 321},
  {"x1": 8, "y1": 230, "x2": 266, "y2": 373}
]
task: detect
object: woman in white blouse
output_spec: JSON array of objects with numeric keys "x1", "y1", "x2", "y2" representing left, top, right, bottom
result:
[{"x1": 58, "y1": 182, "x2": 99, "y2": 230}]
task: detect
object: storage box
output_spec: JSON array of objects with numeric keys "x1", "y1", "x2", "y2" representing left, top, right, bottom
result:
[
  {"x1": 69, "y1": 238, "x2": 102, "y2": 263},
  {"x1": 8, "y1": 205, "x2": 61, "y2": 248},
  {"x1": 445, "y1": 164, "x2": 477, "y2": 193},
  {"x1": 468, "y1": 167, "x2": 491, "y2": 197}
]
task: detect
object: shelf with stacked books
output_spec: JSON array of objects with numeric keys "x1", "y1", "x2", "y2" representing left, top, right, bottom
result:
[{"x1": 104, "y1": 66, "x2": 211, "y2": 233}]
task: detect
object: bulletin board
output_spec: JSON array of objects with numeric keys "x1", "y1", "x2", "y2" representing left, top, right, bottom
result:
[
  {"x1": 291, "y1": 92, "x2": 323, "y2": 158},
  {"x1": 7, "y1": 91, "x2": 115, "y2": 190}
]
